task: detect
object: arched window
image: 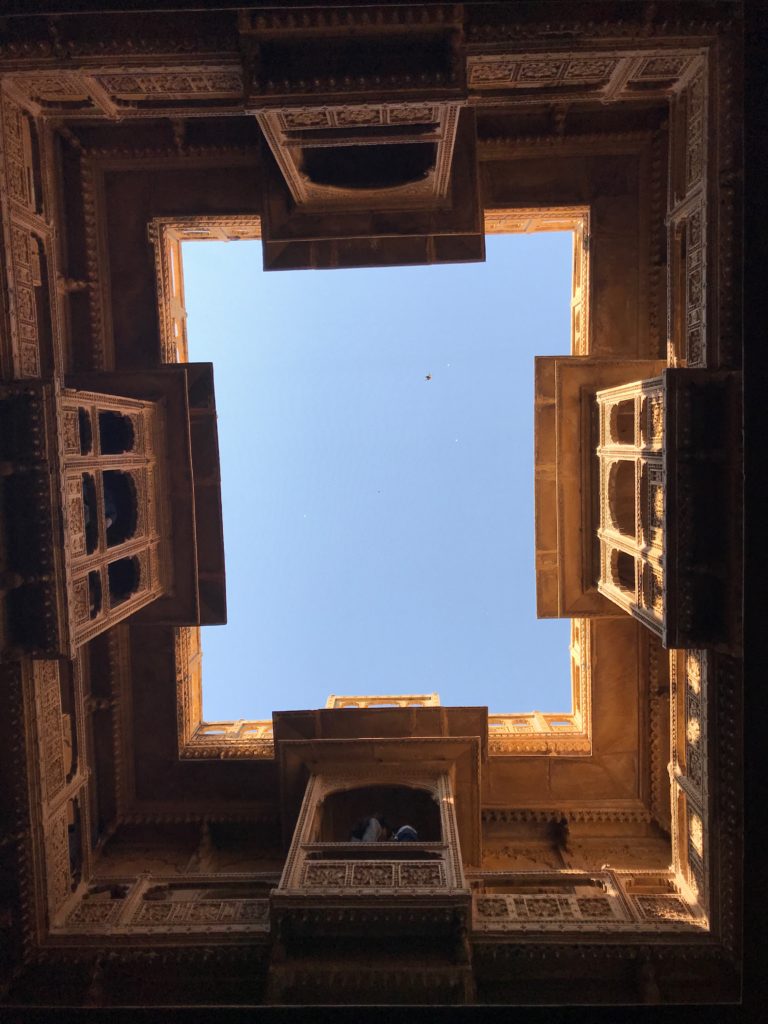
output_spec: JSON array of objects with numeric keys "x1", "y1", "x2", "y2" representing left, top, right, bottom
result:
[
  {"x1": 318, "y1": 784, "x2": 442, "y2": 843},
  {"x1": 98, "y1": 410, "x2": 135, "y2": 455},
  {"x1": 77, "y1": 408, "x2": 92, "y2": 455},
  {"x1": 87, "y1": 570, "x2": 102, "y2": 619},
  {"x1": 67, "y1": 797, "x2": 83, "y2": 891},
  {"x1": 108, "y1": 555, "x2": 141, "y2": 605},
  {"x1": 608, "y1": 461, "x2": 636, "y2": 538},
  {"x1": 301, "y1": 143, "x2": 437, "y2": 192},
  {"x1": 609, "y1": 399, "x2": 635, "y2": 445},
  {"x1": 102, "y1": 471, "x2": 138, "y2": 547},
  {"x1": 611, "y1": 549, "x2": 636, "y2": 594},
  {"x1": 81, "y1": 474, "x2": 99, "y2": 554}
]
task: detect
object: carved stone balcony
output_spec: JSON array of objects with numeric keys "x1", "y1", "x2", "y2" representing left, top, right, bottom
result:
[
  {"x1": 596, "y1": 375, "x2": 666, "y2": 636},
  {"x1": 266, "y1": 708, "x2": 485, "y2": 1003},
  {"x1": 0, "y1": 365, "x2": 225, "y2": 656},
  {"x1": 596, "y1": 369, "x2": 739, "y2": 650}
]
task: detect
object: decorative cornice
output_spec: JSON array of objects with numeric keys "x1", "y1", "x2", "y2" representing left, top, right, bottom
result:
[
  {"x1": 116, "y1": 811, "x2": 280, "y2": 829},
  {"x1": 472, "y1": 939, "x2": 725, "y2": 963},
  {"x1": 478, "y1": 129, "x2": 655, "y2": 152},
  {"x1": 648, "y1": 636, "x2": 670, "y2": 830},
  {"x1": 466, "y1": 12, "x2": 736, "y2": 46},
  {"x1": 711, "y1": 652, "x2": 741, "y2": 956},
  {"x1": 648, "y1": 125, "x2": 668, "y2": 359},
  {"x1": 482, "y1": 806, "x2": 653, "y2": 826},
  {"x1": 0, "y1": 661, "x2": 40, "y2": 961},
  {"x1": 78, "y1": 152, "x2": 106, "y2": 371}
]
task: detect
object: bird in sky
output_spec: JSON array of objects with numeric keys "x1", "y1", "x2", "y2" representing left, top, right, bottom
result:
[{"x1": 424, "y1": 373, "x2": 432, "y2": 382}]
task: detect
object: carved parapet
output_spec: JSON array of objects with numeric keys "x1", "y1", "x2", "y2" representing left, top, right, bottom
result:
[
  {"x1": 32, "y1": 660, "x2": 67, "y2": 807},
  {"x1": 56, "y1": 875, "x2": 271, "y2": 938},
  {"x1": 299, "y1": 856, "x2": 448, "y2": 893},
  {"x1": 182, "y1": 719, "x2": 274, "y2": 760},
  {"x1": 2, "y1": 69, "x2": 245, "y2": 121},
  {"x1": 488, "y1": 710, "x2": 590, "y2": 756},
  {"x1": 467, "y1": 50, "x2": 703, "y2": 106},
  {"x1": 471, "y1": 870, "x2": 705, "y2": 935},
  {"x1": 325, "y1": 693, "x2": 440, "y2": 709}
]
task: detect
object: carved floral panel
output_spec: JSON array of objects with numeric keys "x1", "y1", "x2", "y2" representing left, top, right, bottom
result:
[
  {"x1": 35, "y1": 660, "x2": 66, "y2": 805},
  {"x1": 45, "y1": 806, "x2": 72, "y2": 915},
  {"x1": 300, "y1": 860, "x2": 447, "y2": 890},
  {"x1": 131, "y1": 898, "x2": 269, "y2": 927}
]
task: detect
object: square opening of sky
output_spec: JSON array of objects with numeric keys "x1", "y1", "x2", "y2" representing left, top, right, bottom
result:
[{"x1": 183, "y1": 232, "x2": 573, "y2": 720}]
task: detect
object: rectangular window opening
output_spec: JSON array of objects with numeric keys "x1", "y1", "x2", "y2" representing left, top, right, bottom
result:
[{"x1": 177, "y1": 228, "x2": 578, "y2": 723}]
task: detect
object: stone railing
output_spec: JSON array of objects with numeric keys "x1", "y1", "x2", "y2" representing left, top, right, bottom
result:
[
  {"x1": 54, "y1": 874, "x2": 273, "y2": 935},
  {"x1": 325, "y1": 693, "x2": 440, "y2": 709},
  {"x1": 470, "y1": 870, "x2": 706, "y2": 934},
  {"x1": 299, "y1": 855, "x2": 448, "y2": 892}
]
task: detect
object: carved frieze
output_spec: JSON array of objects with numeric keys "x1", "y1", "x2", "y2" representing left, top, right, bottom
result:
[
  {"x1": 64, "y1": 474, "x2": 86, "y2": 559},
  {"x1": 468, "y1": 53, "x2": 620, "y2": 90},
  {"x1": 472, "y1": 872, "x2": 703, "y2": 933},
  {"x1": 98, "y1": 70, "x2": 242, "y2": 101},
  {"x1": 632, "y1": 894, "x2": 694, "y2": 923},
  {"x1": 62, "y1": 885, "x2": 270, "y2": 933},
  {"x1": 4, "y1": 220, "x2": 43, "y2": 378},
  {"x1": 680, "y1": 650, "x2": 707, "y2": 802},
  {"x1": 45, "y1": 804, "x2": 72, "y2": 917},
  {"x1": 474, "y1": 891, "x2": 623, "y2": 927},
  {"x1": 301, "y1": 860, "x2": 446, "y2": 891},
  {"x1": 1, "y1": 93, "x2": 37, "y2": 210},
  {"x1": 684, "y1": 200, "x2": 707, "y2": 367},
  {"x1": 34, "y1": 660, "x2": 67, "y2": 806},
  {"x1": 685, "y1": 69, "x2": 707, "y2": 193},
  {"x1": 467, "y1": 50, "x2": 703, "y2": 105},
  {"x1": 3, "y1": 69, "x2": 244, "y2": 120}
]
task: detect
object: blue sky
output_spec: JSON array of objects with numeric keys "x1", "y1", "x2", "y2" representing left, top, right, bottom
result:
[{"x1": 183, "y1": 232, "x2": 573, "y2": 720}]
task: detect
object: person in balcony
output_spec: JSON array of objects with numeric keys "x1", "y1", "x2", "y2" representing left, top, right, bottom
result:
[
  {"x1": 393, "y1": 824, "x2": 419, "y2": 842},
  {"x1": 349, "y1": 812, "x2": 390, "y2": 842}
]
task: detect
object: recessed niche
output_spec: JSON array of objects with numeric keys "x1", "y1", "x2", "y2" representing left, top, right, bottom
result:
[
  {"x1": 301, "y1": 142, "x2": 437, "y2": 191},
  {"x1": 608, "y1": 460, "x2": 636, "y2": 538},
  {"x1": 609, "y1": 399, "x2": 635, "y2": 445},
  {"x1": 99, "y1": 410, "x2": 135, "y2": 455},
  {"x1": 108, "y1": 555, "x2": 141, "y2": 605},
  {"x1": 103, "y1": 471, "x2": 139, "y2": 548},
  {"x1": 611, "y1": 549, "x2": 636, "y2": 594}
]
